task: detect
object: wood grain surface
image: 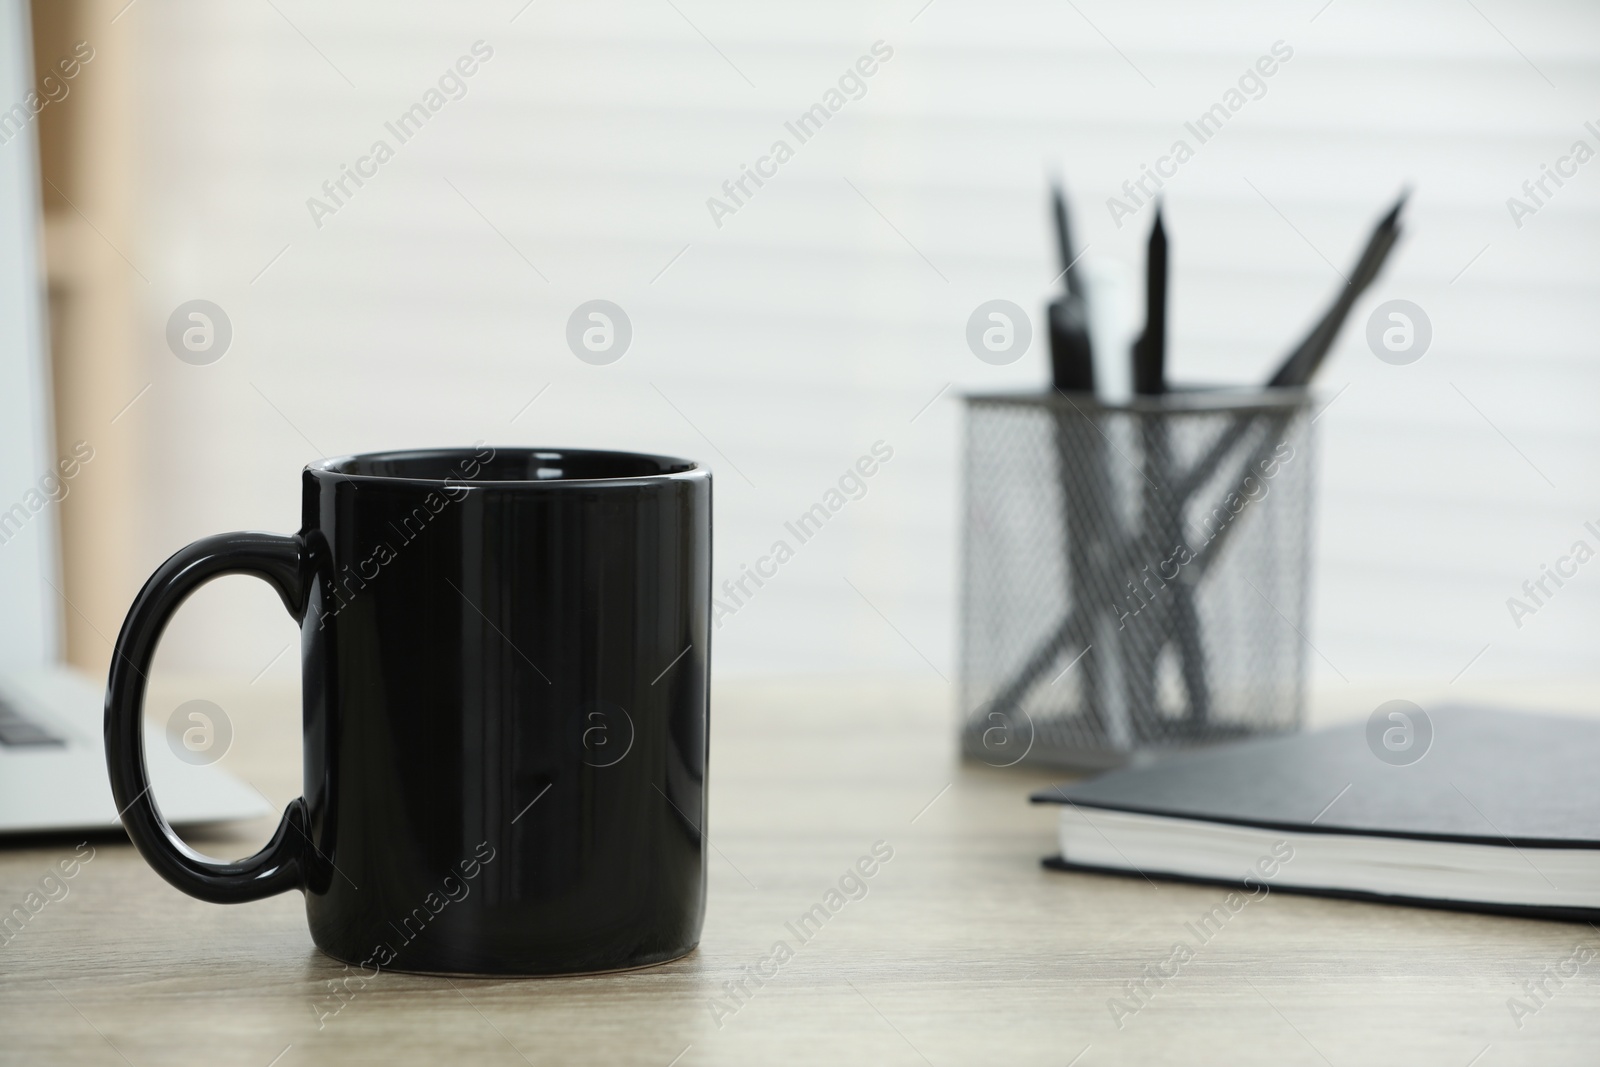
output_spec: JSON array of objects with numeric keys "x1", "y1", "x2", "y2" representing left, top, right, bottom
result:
[{"x1": 1, "y1": 677, "x2": 1597, "y2": 1066}]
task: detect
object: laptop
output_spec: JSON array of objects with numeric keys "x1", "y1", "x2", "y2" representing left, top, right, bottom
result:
[{"x1": 0, "y1": 0, "x2": 267, "y2": 835}]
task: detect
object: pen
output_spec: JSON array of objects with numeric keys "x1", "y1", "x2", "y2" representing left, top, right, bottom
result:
[
  {"x1": 1132, "y1": 206, "x2": 1167, "y2": 395},
  {"x1": 1267, "y1": 191, "x2": 1407, "y2": 388},
  {"x1": 1049, "y1": 179, "x2": 1096, "y2": 393}
]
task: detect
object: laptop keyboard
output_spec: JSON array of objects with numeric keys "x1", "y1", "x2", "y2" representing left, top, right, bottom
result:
[{"x1": 0, "y1": 695, "x2": 66, "y2": 746}]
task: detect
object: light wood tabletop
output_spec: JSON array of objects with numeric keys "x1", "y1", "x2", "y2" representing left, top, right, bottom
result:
[{"x1": 2, "y1": 675, "x2": 1597, "y2": 1066}]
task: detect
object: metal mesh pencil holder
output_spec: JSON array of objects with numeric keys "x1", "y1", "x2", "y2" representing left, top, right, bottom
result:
[{"x1": 959, "y1": 389, "x2": 1316, "y2": 771}]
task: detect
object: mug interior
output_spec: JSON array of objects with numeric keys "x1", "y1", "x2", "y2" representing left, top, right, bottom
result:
[{"x1": 316, "y1": 448, "x2": 696, "y2": 483}]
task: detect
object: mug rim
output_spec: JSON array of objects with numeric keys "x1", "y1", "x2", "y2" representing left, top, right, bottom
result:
[{"x1": 307, "y1": 446, "x2": 705, "y2": 489}]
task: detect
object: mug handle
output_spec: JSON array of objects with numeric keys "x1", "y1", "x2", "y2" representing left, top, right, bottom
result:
[{"x1": 105, "y1": 532, "x2": 310, "y2": 903}]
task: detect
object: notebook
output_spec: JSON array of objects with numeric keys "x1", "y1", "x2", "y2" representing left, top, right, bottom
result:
[{"x1": 1031, "y1": 706, "x2": 1600, "y2": 922}]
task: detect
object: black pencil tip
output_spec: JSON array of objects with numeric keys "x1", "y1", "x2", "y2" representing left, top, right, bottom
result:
[{"x1": 1383, "y1": 187, "x2": 1410, "y2": 227}]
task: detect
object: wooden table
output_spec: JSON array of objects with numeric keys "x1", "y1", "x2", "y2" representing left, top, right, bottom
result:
[{"x1": 3, "y1": 676, "x2": 1597, "y2": 1065}]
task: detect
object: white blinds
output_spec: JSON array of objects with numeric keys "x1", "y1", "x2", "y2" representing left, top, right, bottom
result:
[{"x1": 130, "y1": 0, "x2": 1599, "y2": 686}]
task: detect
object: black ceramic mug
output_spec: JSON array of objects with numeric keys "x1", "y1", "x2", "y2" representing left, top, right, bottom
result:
[{"x1": 106, "y1": 447, "x2": 710, "y2": 976}]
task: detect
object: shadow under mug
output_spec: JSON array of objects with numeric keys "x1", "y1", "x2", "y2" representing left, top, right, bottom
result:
[{"x1": 105, "y1": 447, "x2": 711, "y2": 976}]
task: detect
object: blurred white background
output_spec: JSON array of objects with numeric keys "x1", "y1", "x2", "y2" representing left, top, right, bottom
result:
[{"x1": 86, "y1": 0, "x2": 1600, "y2": 693}]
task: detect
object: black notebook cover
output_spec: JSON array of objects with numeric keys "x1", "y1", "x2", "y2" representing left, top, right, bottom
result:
[{"x1": 1031, "y1": 705, "x2": 1600, "y2": 921}]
